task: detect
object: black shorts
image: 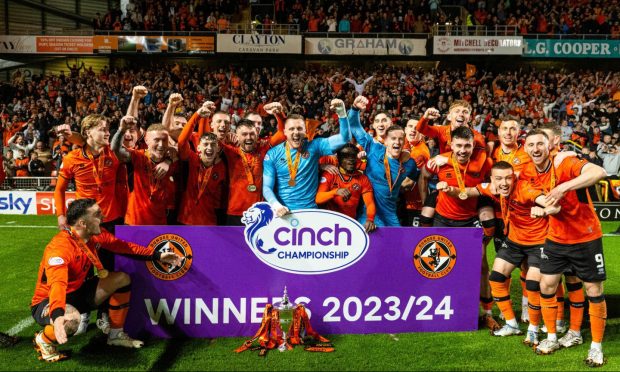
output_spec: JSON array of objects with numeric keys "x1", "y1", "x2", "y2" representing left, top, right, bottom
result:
[
  {"x1": 400, "y1": 209, "x2": 421, "y2": 227},
  {"x1": 434, "y1": 213, "x2": 481, "y2": 228},
  {"x1": 496, "y1": 239, "x2": 542, "y2": 269},
  {"x1": 541, "y1": 238, "x2": 606, "y2": 282},
  {"x1": 423, "y1": 189, "x2": 438, "y2": 208},
  {"x1": 477, "y1": 195, "x2": 495, "y2": 209},
  {"x1": 31, "y1": 277, "x2": 100, "y2": 327}
]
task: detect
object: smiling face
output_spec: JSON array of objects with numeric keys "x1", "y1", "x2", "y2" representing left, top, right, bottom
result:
[
  {"x1": 145, "y1": 129, "x2": 169, "y2": 161},
  {"x1": 373, "y1": 113, "x2": 391, "y2": 139},
  {"x1": 490, "y1": 167, "x2": 515, "y2": 197},
  {"x1": 284, "y1": 118, "x2": 306, "y2": 149},
  {"x1": 498, "y1": 120, "x2": 519, "y2": 147},
  {"x1": 236, "y1": 124, "x2": 258, "y2": 153},
  {"x1": 450, "y1": 137, "x2": 474, "y2": 164},
  {"x1": 447, "y1": 104, "x2": 471, "y2": 130},
  {"x1": 87, "y1": 120, "x2": 111, "y2": 147},
  {"x1": 525, "y1": 133, "x2": 550, "y2": 170},
  {"x1": 211, "y1": 113, "x2": 231, "y2": 140},
  {"x1": 197, "y1": 136, "x2": 218, "y2": 165},
  {"x1": 384, "y1": 128, "x2": 405, "y2": 158},
  {"x1": 404, "y1": 119, "x2": 422, "y2": 143}
]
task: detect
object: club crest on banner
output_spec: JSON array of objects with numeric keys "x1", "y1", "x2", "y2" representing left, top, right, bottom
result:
[
  {"x1": 241, "y1": 202, "x2": 369, "y2": 275},
  {"x1": 412, "y1": 235, "x2": 457, "y2": 279},
  {"x1": 146, "y1": 234, "x2": 193, "y2": 280}
]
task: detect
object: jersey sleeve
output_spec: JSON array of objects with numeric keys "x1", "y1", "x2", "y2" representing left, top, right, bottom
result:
[
  {"x1": 95, "y1": 229, "x2": 152, "y2": 256},
  {"x1": 475, "y1": 183, "x2": 495, "y2": 198},
  {"x1": 58, "y1": 153, "x2": 74, "y2": 179},
  {"x1": 558, "y1": 156, "x2": 589, "y2": 179},
  {"x1": 43, "y1": 240, "x2": 71, "y2": 320}
]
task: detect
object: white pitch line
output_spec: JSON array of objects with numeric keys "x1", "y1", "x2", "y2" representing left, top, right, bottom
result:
[
  {"x1": 6, "y1": 317, "x2": 34, "y2": 336},
  {"x1": 5, "y1": 221, "x2": 15, "y2": 224},
  {"x1": 0, "y1": 225, "x2": 56, "y2": 229}
]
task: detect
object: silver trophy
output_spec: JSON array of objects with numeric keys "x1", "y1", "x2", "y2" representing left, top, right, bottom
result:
[{"x1": 275, "y1": 286, "x2": 295, "y2": 352}]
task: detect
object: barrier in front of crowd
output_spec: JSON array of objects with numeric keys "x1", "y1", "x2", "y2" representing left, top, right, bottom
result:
[
  {"x1": 0, "y1": 190, "x2": 75, "y2": 215},
  {"x1": 115, "y1": 205, "x2": 483, "y2": 338},
  {"x1": 524, "y1": 38, "x2": 620, "y2": 58},
  {"x1": 2, "y1": 33, "x2": 620, "y2": 59}
]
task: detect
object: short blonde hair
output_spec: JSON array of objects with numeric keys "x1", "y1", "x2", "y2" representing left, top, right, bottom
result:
[
  {"x1": 448, "y1": 100, "x2": 472, "y2": 113},
  {"x1": 146, "y1": 123, "x2": 168, "y2": 133}
]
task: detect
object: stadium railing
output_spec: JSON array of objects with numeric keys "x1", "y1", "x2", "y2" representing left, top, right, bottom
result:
[
  {"x1": 220, "y1": 23, "x2": 300, "y2": 35},
  {"x1": 0, "y1": 177, "x2": 57, "y2": 191},
  {"x1": 431, "y1": 24, "x2": 518, "y2": 36},
  {"x1": 303, "y1": 32, "x2": 430, "y2": 39}
]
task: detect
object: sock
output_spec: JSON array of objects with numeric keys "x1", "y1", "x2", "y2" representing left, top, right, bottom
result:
[
  {"x1": 540, "y1": 292, "x2": 558, "y2": 335},
  {"x1": 109, "y1": 285, "x2": 131, "y2": 329},
  {"x1": 588, "y1": 296, "x2": 607, "y2": 344},
  {"x1": 567, "y1": 282, "x2": 585, "y2": 333},
  {"x1": 527, "y1": 290, "x2": 541, "y2": 327},
  {"x1": 528, "y1": 324, "x2": 539, "y2": 332},
  {"x1": 42, "y1": 324, "x2": 57, "y2": 344},
  {"x1": 591, "y1": 342, "x2": 602, "y2": 351},
  {"x1": 556, "y1": 283, "x2": 565, "y2": 322},
  {"x1": 548, "y1": 332, "x2": 558, "y2": 342},
  {"x1": 489, "y1": 271, "x2": 515, "y2": 321},
  {"x1": 480, "y1": 296, "x2": 493, "y2": 315}
]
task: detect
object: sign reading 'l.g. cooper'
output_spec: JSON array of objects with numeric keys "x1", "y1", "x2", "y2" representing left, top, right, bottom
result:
[{"x1": 115, "y1": 204, "x2": 483, "y2": 338}]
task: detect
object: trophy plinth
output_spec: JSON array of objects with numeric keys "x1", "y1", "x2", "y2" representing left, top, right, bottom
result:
[{"x1": 274, "y1": 286, "x2": 295, "y2": 352}]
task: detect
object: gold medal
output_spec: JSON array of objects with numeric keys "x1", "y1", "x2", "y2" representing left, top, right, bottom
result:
[
  {"x1": 98, "y1": 269, "x2": 109, "y2": 278},
  {"x1": 247, "y1": 184, "x2": 257, "y2": 192},
  {"x1": 288, "y1": 180, "x2": 296, "y2": 187},
  {"x1": 451, "y1": 153, "x2": 469, "y2": 200}
]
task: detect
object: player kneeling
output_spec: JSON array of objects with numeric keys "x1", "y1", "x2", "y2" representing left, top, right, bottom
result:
[{"x1": 30, "y1": 198, "x2": 182, "y2": 362}]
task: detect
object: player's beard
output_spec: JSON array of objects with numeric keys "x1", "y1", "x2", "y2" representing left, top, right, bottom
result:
[{"x1": 241, "y1": 140, "x2": 256, "y2": 153}]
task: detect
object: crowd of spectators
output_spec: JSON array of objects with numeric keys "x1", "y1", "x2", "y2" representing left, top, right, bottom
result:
[
  {"x1": 93, "y1": 0, "x2": 620, "y2": 36},
  {"x1": 2, "y1": 62, "x2": 620, "y2": 183},
  {"x1": 284, "y1": 0, "x2": 620, "y2": 35},
  {"x1": 94, "y1": 0, "x2": 241, "y2": 32}
]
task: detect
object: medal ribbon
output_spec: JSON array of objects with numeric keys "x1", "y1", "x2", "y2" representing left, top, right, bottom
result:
[
  {"x1": 197, "y1": 162, "x2": 214, "y2": 201},
  {"x1": 84, "y1": 147, "x2": 106, "y2": 192},
  {"x1": 67, "y1": 227, "x2": 106, "y2": 274},
  {"x1": 384, "y1": 154, "x2": 403, "y2": 195},
  {"x1": 285, "y1": 142, "x2": 301, "y2": 185},
  {"x1": 239, "y1": 148, "x2": 256, "y2": 187},
  {"x1": 145, "y1": 150, "x2": 163, "y2": 201},
  {"x1": 451, "y1": 153, "x2": 470, "y2": 196}
]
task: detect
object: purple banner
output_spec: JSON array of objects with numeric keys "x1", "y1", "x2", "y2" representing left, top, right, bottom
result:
[{"x1": 116, "y1": 223, "x2": 482, "y2": 338}]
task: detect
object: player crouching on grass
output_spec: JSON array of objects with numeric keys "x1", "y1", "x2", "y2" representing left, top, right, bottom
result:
[{"x1": 30, "y1": 198, "x2": 182, "y2": 362}]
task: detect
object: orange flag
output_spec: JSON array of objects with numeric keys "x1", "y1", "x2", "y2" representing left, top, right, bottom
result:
[
  {"x1": 305, "y1": 119, "x2": 321, "y2": 141},
  {"x1": 465, "y1": 64, "x2": 477, "y2": 79}
]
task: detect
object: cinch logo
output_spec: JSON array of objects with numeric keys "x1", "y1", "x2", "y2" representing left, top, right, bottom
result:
[
  {"x1": 241, "y1": 202, "x2": 369, "y2": 275},
  {"x1": 413, "y1": 235, "x2": 457, "y2": 279},
  {"x1": 146, "y1": 234, "x2": 193, "y2": 281}
]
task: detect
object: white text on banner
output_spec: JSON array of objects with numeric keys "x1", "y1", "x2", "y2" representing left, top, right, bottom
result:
[
  {"x1": 433, "y1": 36, "x2": 523, "y2": 55},
  {"x1": 305, "y1": 37, "x2": 426, "y2": 56}
]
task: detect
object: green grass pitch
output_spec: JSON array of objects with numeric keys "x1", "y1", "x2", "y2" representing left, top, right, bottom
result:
[{"x1": 0, "y1": 215, "x2": 618, "y2": 371}]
